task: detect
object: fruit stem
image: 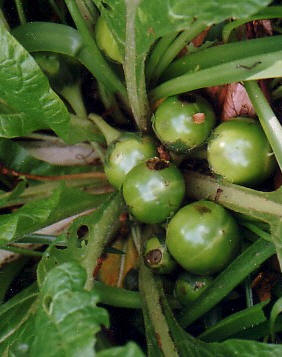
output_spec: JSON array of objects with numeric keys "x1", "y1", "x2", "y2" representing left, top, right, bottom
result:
[{"x1": 88, "y1": 114, "x2": 120, "y2": 146}]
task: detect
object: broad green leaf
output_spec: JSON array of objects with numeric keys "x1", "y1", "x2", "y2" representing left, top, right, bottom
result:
[
  {"x1": 6, "y1": 263, "x2": 109, "y2": 357},
  {"x1": 32, "y1": 262, "x2": 108, "y2": 357},
  {"x1": 0, "y1": 23, "x2": 70, "y2": 140},
  {"x1": 0, "y1": 183, "x2": 110, "y2": 245},
  {"x1": 37, "y1": 193, "x2": 125, "y2": 289}
]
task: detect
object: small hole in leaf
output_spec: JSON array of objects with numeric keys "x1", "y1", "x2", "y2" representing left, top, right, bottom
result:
[
  {"x1": 101, "y1": 1, "x2": 111, "y2": 10},
  {"x1": 77, "y1": 225, "x2": 89, "y2": 239}
]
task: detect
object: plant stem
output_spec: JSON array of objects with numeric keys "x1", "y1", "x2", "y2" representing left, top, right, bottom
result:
[
  {"x1": 75, "y1": 0, "x2": 98, "y2": 31},
  {"x1": 152, "y1": 21, "x2": 206, "y2": 83},
  {"x1": 48, "y1": 0, "x2": 67, "y2": 24},
  {"x1": 63, "y1": 0, "x2": 128, "y2": 105},
  {"x1": 244, "y1": 80, "x2": 282, "y2": 171},
  {"x1": 185, "y1": 170, "x2": 282, "y2": 222},
  {"x1": 139, "y1": 259, "x2": 178, "y2": 357},
  {"x1": 82, "y1": 193, "x2": 125, "y2": 290},
  {"x1": 240, "y1": 221, "x2": 272, "y2": 242},
  {"x1": 146, "y1": 32, "x2": 178, "y2": 82},
  {"x1": 222, "y1": 6, "x2": 282, "y2": 43},
  {"x1": 60, "y1": 82, "x2": 88, "y2": 119},
  {"x1": 94, "y1": 281, "x2": 141, "y2": 309},
  {"x1": 88, "y1": 113, "x2": 120, "y2": 146},
  {"x1": 124, "y1": 0, "x2": 149, "y2": 132},
  {"x1": 14, "y1": 0, "x2": 26, "y2": 25},
  {"x1": 179, "y1": 239, "x2": 275, "y2": 327}
]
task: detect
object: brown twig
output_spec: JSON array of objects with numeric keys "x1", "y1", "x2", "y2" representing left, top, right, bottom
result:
[{"x1": 0, "y1": 164, "x2": 107, "y2": 182}]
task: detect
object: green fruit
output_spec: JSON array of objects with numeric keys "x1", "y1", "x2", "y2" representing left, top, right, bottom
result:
[
  {"x1": 123, "y1": 158, "x2": 185, "y2": 224},
  {"x1": 105, "y1": 133, "x2": 156, "y2": 189},
  {"x1": 174, "y1": 272, "x2": 213, "y2": 305},
  {"x1": 166, "y1": 200, "x2": 240, "y2": 275},
  {"x1": 95, "y1": 16, "x2": 122, "y2": 63},
  {"x1": 207, "y1": 118, "x2": 275, "y2": 186},
  {"x1": 152, "y1": 95, "x2": 215, "y2": 153}
]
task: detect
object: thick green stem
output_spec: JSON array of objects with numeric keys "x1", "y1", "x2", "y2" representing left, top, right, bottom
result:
[
  {"x1": 244, "y1": 80, "x2": 282, "y2": 171},
  {"x1": 88, "y1": 113, "x2": 120, "y2": 146},
  {"x1": 48, "y1": 0, "x2": 67, "y2": 24},
  {"x1": 94, "y1": 281, "x2": 141, "y2": 309},
  {"x1": 124, "y1": 0, "x2": 149, "y2": 132},
  {"x1": 75, "y1": 0, "x2": 98, "y2": 31},
  {"x1": 146, "y1": 32, "x2": 178, "y2": 82},
  {"x1": 15, "y1": 0, "x2": 26, "y2": 25},
  {"x1": 81, "y1": 193, "x2": 125, "y2": 290},
  {"x1": 152, "y1": 21, "x2": 206, "y2": 83},
  {"x1": 139, "y1": 259, "x2": 178, "y2": 357},
  {"x1": 185, "y1": 171, "x2": 282, "y2": 222},
  {"x1": 179, "y1": 238, "x2": 275, "y2": 327},
  {"x1": 63, "y1": 1, "x2": 128, "y2": 104},
  {"x1": 60, "y1": 82, "x2": 87, "y2": 119}
]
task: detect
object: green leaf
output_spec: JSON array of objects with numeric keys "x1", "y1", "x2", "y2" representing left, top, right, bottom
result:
[
  {"x1": 0, "y1": 284, "x2": 38, "y2": 355},
  {"x1": 0, "y1": 23, "x2": 70, "y2": 140},
  {"x1": 37, "y1": 193, "x2": 125, "y2": 289},
  {"x1": 159, "y1": 278, "x2": 282, "y2": 357},
  {"x1": 10, "y1": 262, "x2": 109, "y2": 357},
  {"x1": 0, "y1": 183, "x2": 110, "y2": 245},
  {"x1": 12, "y1": 22, "x2": 128, "y2": 108},
  {"x1": 270, "y1": 296, "x2": 282, "y2": 341},
  {"x1": 199, "y1": 300, "x2": 269, "y2": 342}
]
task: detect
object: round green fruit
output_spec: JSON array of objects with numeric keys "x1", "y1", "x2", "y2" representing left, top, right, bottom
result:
[
  {"x1": 105, "y1": 133, "x2": 156, "y2": 189},
  {"x1": 174, "y1": 272, "x2": 213, "y2": 305},
  {"x1": 207, "y1": 118, "x2": 275, "y2": 186},
  {"x1": 95, "y1": 17, "x2": 122, "y2": 63},
  {"x1": 152, "y1": 95, "x2": 216, "y2": 153},
  {"x1": 122, "y1": 158, "x2": 185, "y2": 224},
  {"x1": 166, "y1": 200, "x2": 240, "y2": 275}
]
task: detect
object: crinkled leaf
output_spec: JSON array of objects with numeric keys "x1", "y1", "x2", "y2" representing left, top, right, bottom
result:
[
  {"x1": 0, "y1": 23, "x2": 70, "y2": 140},
  {"x1": 33, "y1": 262, "x2": 108, "y2": 357},
  {"x1": 0, "y1": 183, "x2": 110, "y2": 245},
  {"x1": 37, "y1": 193, "x2": 125, "y2": 290},
  {"x1": 5, "y1": 263, "x2": 109, "y2": 357}
]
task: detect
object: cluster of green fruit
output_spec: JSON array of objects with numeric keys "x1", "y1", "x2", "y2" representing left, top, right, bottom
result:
[{"x1": 95, "y1": 17, "x2": 276, "y2": 305}]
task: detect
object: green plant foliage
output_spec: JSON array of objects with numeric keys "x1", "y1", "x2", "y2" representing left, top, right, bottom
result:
[{"x1": 0, "y1": 23, "x2": 70, "y2": 140}]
